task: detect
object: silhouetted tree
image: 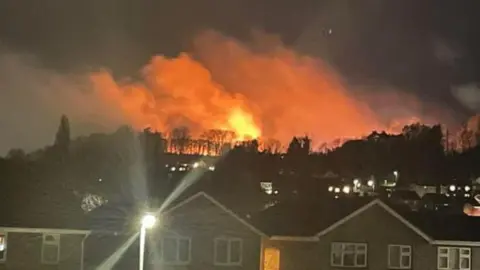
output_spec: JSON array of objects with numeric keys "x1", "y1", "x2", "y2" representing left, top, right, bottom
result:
[
  {"x1": 53, "y1": 115, "x2": 71, "y2": 160},
  {"x1": 169, "y1": 127, "x2": 191, "y2": 154},
  {"x1": 6, "y1": 148, "x2": 26, "y2": 160},
  {"x1": 287, "y1": 137, "x2": 302, "y2": 155}
]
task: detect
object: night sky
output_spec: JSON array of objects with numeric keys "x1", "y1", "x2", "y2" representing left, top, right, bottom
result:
[
  {"x1": 0, "y1": 0, "x2": 480, "y2": 152},
  {"x1": 1, "y1": 1, "x2": 478, "y2": 81}
]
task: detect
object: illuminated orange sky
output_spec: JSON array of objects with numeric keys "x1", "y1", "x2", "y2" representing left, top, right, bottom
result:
[{"x1": 89, "y1": 30, "x2": 448, "y2": 145}]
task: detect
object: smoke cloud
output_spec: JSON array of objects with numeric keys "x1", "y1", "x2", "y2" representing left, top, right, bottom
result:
[
  {"x1": 0, "y1": 30, "x2": 456, "y2": 154},
  {"x1": 452, "y1": 83, "x2": 480, "y2": 112}
]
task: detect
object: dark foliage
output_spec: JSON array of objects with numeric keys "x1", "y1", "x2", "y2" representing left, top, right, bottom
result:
[{"x1": 1, "y1": 117, "x2": 479, "y2": 223}]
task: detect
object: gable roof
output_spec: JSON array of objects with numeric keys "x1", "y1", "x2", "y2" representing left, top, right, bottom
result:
[
  {"x1": 315, "y1": 199, "x2": 432, "y2": 242},
  {"x1": 163, "y1": 191, "x2": 267, "y2": 237},
  {"x1": 0, "y1": 189, "x2": 89, "y2": 233},
  {"x1": 253, "y1": 197, "x2": 480, "y2": 244},
  {"x1": 251, "y1": 197, "x2": 374, "y2": 237},
  {"x1": 402, "y1": 211, "x2": 480, "y2": 244}
]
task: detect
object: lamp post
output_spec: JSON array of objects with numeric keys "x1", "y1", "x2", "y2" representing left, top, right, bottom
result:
[{"x1": 140, "y1": 213, "x2": 157, "y2": 270}]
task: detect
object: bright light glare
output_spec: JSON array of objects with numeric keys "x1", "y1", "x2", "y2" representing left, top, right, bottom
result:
[
  {"x1": 465, "y1": 185, "x2": 471, "y2": 192},
  {"x1": 367, "y1": 180, "x2": 374, "y2": 187},
  {"x1": 393, "y1": 171, "x2": 398, "y2": 177},
  {"x1": 353, "y1": 179, "x2": 359, "y2": 185},
  {"x1": 334, "y1": 187, "x2": 340, "y2": 193},
  {"x1": 141, "y1": 214, "x2": 157, "y2": 229},
  {"x1": 328, "y1": 186, "x2": 334, "y2": 192},
  {"x1": 449, "y1": 185, "x2": 456, "y2": 192},
  {"x1": 342, "y1": 185, "x2": 351, "y2": 194},
  {"x1": 193, "y1": 162, "x2": 199, "y2": 168}
]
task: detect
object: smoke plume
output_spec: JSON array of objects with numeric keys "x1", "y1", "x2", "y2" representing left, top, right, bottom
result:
[{"x1": 0, "y1": 30, "x2": 454, "y2": 154}]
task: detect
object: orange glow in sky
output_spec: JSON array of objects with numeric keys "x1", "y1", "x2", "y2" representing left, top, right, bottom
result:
[{"x1": 89, "y1": 30, "x2": 439, "y2": 146}]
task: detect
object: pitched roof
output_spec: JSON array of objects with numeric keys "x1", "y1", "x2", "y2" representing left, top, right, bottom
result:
[
  {"x1": 0, "y1": 189, "x2": 89, "y2": 232},
  {"x1": 251, "y1": 197, "x2": 374, "y2": 237},
  {"x1": 163, "y1": 192, "x2": 267, "y2": 237},
  {"x1": 252, "y1": 197, "x2": 480, "y2": 243},
  {"x1": 315, "y1": 200, "x2": 431, "y2": 242},
  {"x1": 401, "y1": 211, "x2": 480, "y2": 242},
  {"x1": 88, "y1": 187, "x2": 266, "y2": 237}
]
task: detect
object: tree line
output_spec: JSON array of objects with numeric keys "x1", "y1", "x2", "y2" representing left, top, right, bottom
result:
[{"x1": 2, "y1": 115, "x2": 480, "y2": 216}]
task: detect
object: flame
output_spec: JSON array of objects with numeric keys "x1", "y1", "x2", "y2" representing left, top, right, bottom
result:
[
  {"x1": 88, "y1": 30, "x2": 445, "y2": 150},
  {"x1": 90, "y1": 53, "x2": 261, "y2": 141},
  {"x1": 226, "y1": 108, "x2": 261, "y2": 141}
]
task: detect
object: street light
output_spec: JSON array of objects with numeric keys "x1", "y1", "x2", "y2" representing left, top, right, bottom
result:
[{"x1": 140, "y1": 213, "x2": 157, "y2": 270}]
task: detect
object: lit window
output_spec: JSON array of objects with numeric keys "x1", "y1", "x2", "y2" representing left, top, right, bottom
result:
[
  {"x1": 0, "y1": 232, "x2": 7, "y2": 262},
  {"x1": 41, "y1": 234, "x2": 60, "y2": 264},
  {"x1": 264, "y1": 248, "x2": 280, "y2": 270},
  {"x1": 214, "y1": 237, "x2": 242, "y2": 266},
  {"x1": 388, "y1": 245, "x2": 411, "y2": 269},
  {"x1": 152, "y1": 236, "x2": 191, "y2": 265},
  {"x1": 331, "y1": 242, "x2": 367, "y2": 267},
  {"x1": 438, "y1": 247, "x2": 470, "y2": 270}
]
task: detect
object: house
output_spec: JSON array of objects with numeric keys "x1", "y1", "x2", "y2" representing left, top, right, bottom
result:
[
  {"x1": 84, "y1": 191, "x2": 267, "y2": 269},
  {"x1": 0, "y1": 199, "x2": 90, "y2": 269},
  {"x1": 253, "y1": 197, "x2": 480, "y2": 270}
]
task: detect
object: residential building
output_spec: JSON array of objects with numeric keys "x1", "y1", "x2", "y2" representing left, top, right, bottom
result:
[
  {"x1": 0, "y1": 201, "x2": 89, "y2": 269},
  {"x1": 85, "y1": 191, "x2": 267, "y2": 269},
  {"x1": 253, "y1": 197, "x2": 480, "y2": 270}
]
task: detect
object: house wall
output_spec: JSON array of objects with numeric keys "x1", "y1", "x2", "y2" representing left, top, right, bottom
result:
[
  {"x1": 0, "y1": 232, "x2": 85, "y2": 270},
  {"x1": 148, "y1": 195, "x2": 262, "y2": 270},
  {"x1": 435, "y1": 245, "x2": 480, "y2": 270},
  {"x1": 264, "y1": 204, "x2": 441, "y2": 270}
]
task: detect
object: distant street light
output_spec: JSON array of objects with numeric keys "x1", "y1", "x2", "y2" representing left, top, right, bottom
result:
[
  {"x1": 449, "y1": 185, "x2": 456, "y2": 192},
  {"x1": 367, "y1": 180, "x2": 374, "y2": 187},
  {"x1": 140, "y1": 213, "x2": 157, "y2": 270},
  {"x1": 342, "y1": 185, "x2": 351, "y2": 194},
  {"x1": 465, "y1": 185, "x2": 471, "y2": 192}
]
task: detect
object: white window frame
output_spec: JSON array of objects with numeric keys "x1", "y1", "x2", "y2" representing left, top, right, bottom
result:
[
  {"x1": 437, "y1": 247, "x2": 471, "y2": 270},
  {"x1": 0, "y1": 232, "x2": 7, "y2": 263},
  {"x1": 214, "y1": 237, "x2": 243, "y2": 266},
  {"x1": 388, "y1": 244, "x2": 411, "y2": 269},
  {"x1": 331, "y1": 242, "x2": 367, "y2": 268},
  {"x1": 41, "y1": 233, "x2": 60, "y2": 264},
  {"x1": 154, "y1": 236, "x2": 191, "y2": 265}
]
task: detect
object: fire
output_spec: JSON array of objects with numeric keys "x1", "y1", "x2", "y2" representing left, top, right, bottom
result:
[
  {"x1": 88, "y1": 30, "x2": 441, "y2": 151},
  {"x1": 90, "y1": 53, "x2": 262, "y2": 141},
  {"x1": 226, "y1": 108, "x2": 261, "y2": 141}
]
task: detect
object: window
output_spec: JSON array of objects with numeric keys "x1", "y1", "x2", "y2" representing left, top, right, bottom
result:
[
  {"x1": 41, "y1": 234, "x2": 60, "y2": 264},
  {"x1": 214, "y1": 237, "x2": 243, "y2": 266},
  {"x1": 264, "y1": 248, "x2": 280, "y2": 270},
  {"x1": 331, "y1": 242, "x2": 367, "y2": 267},
  {"x1": 0, "y1": 232, "x2": 6, "y2": 262},
  {"x1": 153, "y1": 236, "x2": 191, "y2": 265},
  {"x1": 388, "y1": 245, "x2": 411, "y2": 269},
  {"x1": 438, "y1": 247, "x2": 470, "y2": 270}
]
